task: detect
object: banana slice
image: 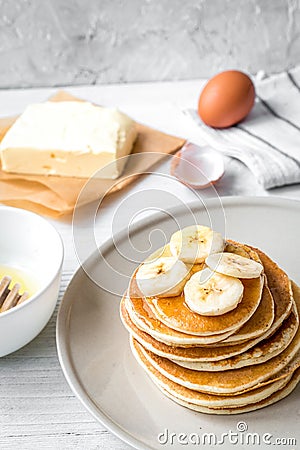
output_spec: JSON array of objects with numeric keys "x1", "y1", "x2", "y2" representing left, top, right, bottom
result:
[
  {"x1": 205, "y1": 252, "x2": 263, "y2": 279},
  {"x1": 169, "y1": 225, "x2": 224, "y2": 264},
  {"x1": 184, "y1": 268, "x2": 244, "y2": 316},
  {"x1": 136, "y1": 256, "x2": 190, "y2": 298}
]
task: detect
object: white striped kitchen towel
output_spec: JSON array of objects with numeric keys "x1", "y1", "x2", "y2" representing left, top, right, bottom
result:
[{"x1": 185, "y1": 67, "x2": 300, "y2": 189}]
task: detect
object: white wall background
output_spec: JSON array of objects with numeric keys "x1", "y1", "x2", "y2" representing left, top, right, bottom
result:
[{"x1": 0, "y1": 0, "x2": 299, "y2": 88}]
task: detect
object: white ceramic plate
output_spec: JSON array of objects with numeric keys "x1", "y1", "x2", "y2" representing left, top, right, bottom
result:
[{"x1": 57, "y1": 197, "x2": 300, "y2": 450}]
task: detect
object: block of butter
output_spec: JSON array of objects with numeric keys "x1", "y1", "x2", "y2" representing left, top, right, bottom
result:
[{"x1": 0, "y1": 101, "x2": 137, "y2": 179}]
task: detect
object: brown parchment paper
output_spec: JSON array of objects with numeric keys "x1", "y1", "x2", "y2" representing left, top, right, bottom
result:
[{"x1": 0, "y1": 91, "x2": 185, "y2": 217}]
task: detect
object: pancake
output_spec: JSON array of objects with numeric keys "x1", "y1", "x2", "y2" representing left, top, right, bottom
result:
[
  {"x1": 129, "y1": 241, "x2": 264, "y2": 337},
  {"x1": 172, "y1": 300, "x2": 298, "y2": 371},
  {"x1": 125, "y1": 294, "x2": 238, "y2": 346},
  {"x1": 224, "y1": 240, "x2": 262, "y2": 262},
  {"x1": 208, "y1": 247, "x2": 294, "y2": 347},
  {"x1": 123, "y1": 269, "x2": 296, "y2": 361},
  {"x1": 122, "y1": 232, "x2": 300, "y2": 414},
  {"x1": 133, "y1": 296, "x2": 300, "y2": 395},
  {"x1": 234, "y1": 349, "x2": 300, "y2": 395},
  {"x1": 121, "y1": 295, "x2": 283, "y2": 362},
  {"x1": 219, "y1": 279, "x2": 274, "y2": 343},
  {"x1": 146, "y1": 276, "x2": 263, "y2": 336},
  {"x1": 159, "y1": 367, "x2": 300, "y2": 414},
  {"x1": 130, "y1": 333, "x2": 293, "y2": 408},
  {"x1": 252, "y1": 245, "x2": 294, "y2": 324},
  {"x1": 133, "y1": 332, "x2": 300, "y2": 395}
]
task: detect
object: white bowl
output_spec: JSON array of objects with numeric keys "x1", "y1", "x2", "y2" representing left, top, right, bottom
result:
[{"x1": 0, "y1": 206, "x2": 63, "y2": 356}]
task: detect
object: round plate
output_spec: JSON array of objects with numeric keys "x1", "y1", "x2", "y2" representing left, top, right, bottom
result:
[{"x1": 57, "y1": 197, "x2": 300, "y2": 450}]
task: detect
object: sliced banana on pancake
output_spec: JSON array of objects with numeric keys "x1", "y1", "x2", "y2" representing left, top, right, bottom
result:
[
  {"x1": 206, "y1": 252, "x2": 263, "y2": 279},
  {"x1": 184, "y1": 268, "x2": 244, "y2": 316},
  {"x1": 169, "y1": 225, "x2": 224, "y2": 264},
  {"x1": 136, "y1": 256, "x2": 189, "y2": 297}
]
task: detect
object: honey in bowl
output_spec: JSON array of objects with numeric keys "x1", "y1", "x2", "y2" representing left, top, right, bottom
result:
[{"x1": 0, "y1": 265, "x2": 39, "y2": 298}]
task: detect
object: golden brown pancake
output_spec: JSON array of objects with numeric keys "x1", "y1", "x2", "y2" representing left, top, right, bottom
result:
[
  {"x1": 122, "y1": 296, "x2": 236, "y2": 358},
  {"x1": 146, "y1": 276, "x2": 263, "y2": 336},
  {"x1": 122, "y1": 234, "x2": 300, "y2": 414},
  {"x1": 125, "y1": 249, "x2": 294, "y2": 350},
  {"x1": 224, "y1": 240, "x2": 262, "y2": 262},
  {"x1": 121, "y1": 295, "x2": 281, "y2": 362},
  {"x1": 251, "y1": 245, "x2": 294, "y2": 324},
  {"x1": 129, "y1": 241, "x2": 264, "y2": 337},
  {"x1": 159, "y1": 367, "x2": 300, "y2": 414},
  {"x1": 126, "y1": 292, "x2": 237, "y2": 346},
  {"x1": 132, "y1": 284, "x2": 300, "y2": 394},
  {"x1": 133, "y1": 328, "x2": 300, "y2": 395},
  {"x1": 172, "y1": 301, "x2": 298, "y2": 371},
  {"x1": 208, "y1": 246, "x2": 294, "y2": 347},
  {"x1": 130, "y1": 332, "x2": 293, "y2": 409},
  {"x1": 125, "y1": 285, "x2": 278, "y2": 350},
  {"x1": 220, "y1": 278, "x2": 274, "y2": 343}
]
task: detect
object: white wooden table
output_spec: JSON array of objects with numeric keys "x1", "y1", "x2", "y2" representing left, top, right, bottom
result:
[{"x1": 1, "y1": 81, "x2": 300, "y2": 450}]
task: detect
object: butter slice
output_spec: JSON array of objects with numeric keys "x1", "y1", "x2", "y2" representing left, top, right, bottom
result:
[{"x1": 0, "y1": 101, "x2": 137, "y2": 179}]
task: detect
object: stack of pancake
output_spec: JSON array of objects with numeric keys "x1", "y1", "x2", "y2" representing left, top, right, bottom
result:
[{"x1": 120, "y1": 229, "x2": 300, "y2": 414}]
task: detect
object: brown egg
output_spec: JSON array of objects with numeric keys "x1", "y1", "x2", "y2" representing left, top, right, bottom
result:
[{"x1": 198, "y1": 70, "x2": 255, "y2": 128}]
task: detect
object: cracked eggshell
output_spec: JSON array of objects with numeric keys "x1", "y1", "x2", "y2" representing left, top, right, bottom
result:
[{"x1": 170, "y1": 142, "x2": 224, "y2": 189}]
